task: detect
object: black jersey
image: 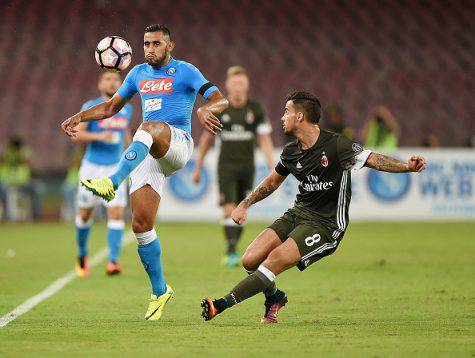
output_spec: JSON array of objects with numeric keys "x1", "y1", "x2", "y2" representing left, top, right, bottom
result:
[
  {"x1": 275, "y1": 130, "x2": 370, "y2": 238},
  {"x1": 218, "y1": 99, "x2": 270, "y2": 174}
]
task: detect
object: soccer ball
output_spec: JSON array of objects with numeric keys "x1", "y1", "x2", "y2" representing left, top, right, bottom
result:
[{"x1": 95, "y1": 36, "x2": 132, "y2": 72}]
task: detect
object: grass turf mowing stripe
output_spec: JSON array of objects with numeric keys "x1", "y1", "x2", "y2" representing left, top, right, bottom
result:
[{"x1": 0, "y1": 231, "x2": 134, "y2": 329}]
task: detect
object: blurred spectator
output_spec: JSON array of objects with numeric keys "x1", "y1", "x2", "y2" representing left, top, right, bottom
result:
[
  {"x1": 422, "y1": 133, "x2": 440, "y2": 147},
  {"x1": 323, "y1": 103, "x2": 355, "y2": 139},
  {"x1": 0, "y1": 135, "x2": 41, "y2": 220},
  {"x1": 60, "y1": 146, "x2": 84, "y2": 221},
  {"x1": 361, "y1": 106, "x2": 399, "y2": 149}
]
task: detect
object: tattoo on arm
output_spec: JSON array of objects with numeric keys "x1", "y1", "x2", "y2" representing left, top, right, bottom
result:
[
  {"x1": 241, "y1": 182, "x2": 277, "y2": 208},
  {"x1": 365, "y1": 152, "x2": 409, "y2": 173}
]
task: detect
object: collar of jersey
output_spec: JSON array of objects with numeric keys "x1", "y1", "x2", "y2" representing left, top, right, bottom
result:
[
  {"x1": 298, "y1": 130, "x2": 325, "y2": 152},
  {"x1": 146, "y1": 57, "x2": 177, "y2": 72}
]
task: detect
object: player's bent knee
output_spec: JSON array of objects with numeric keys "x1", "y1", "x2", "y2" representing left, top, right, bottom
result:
[
  {"x1": 241, "y1": 252, "x2": 259, "y2": 272},
  {"x1": 78, "y1": 209, "x2": 93, "y2": 222},
  {"x1": 132, "y1": 215, "x2": 154, "y2": 234}
]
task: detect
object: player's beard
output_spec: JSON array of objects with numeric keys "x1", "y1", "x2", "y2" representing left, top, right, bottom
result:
[{"x1": 146, "y1": 51, "x2": 168, "y2": 68}]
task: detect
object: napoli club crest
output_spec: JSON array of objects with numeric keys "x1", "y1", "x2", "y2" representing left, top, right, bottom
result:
[
  {"x1": 167, "y1": 67, "x2": 176, "y2": 75},
  {"x1": 321, "y1": 152, "x2": 329, "y2": 167}
]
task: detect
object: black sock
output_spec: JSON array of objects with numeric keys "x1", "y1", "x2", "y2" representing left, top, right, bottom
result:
[
  {"x1": 246, "y1": 269, "x2": 278, "y2": 298},
  {"x1": 223, "y1": 222, "x2": 243, "y2": 254},
  {"x1": 224, "y1": 269, "x2": 274, "y2": 308}
]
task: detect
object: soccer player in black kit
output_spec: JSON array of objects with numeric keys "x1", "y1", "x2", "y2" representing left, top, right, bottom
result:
[{"x1": 201, "y1": 91, "x2": 426, "y2": 323}]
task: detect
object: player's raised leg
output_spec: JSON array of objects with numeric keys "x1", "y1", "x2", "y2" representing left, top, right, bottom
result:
[
  {"x1": 202, "y1": 230, "x2": 298, "y2": 322},
  {"x1": 82, "y1": 121, "x2": 171, "y2": 201},
  {"x1": 75, "y1": 207, "x2": 94, "y2": 278},
  {"x1": 105, "y1": 205, "x2": 125, "y2": 275},
  {"x1": 131, "y1": 184, "x2": 173, "y2": 321}
]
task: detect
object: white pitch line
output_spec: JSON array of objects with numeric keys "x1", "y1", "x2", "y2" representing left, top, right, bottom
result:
[{"x1": 0, "y1": 231, "x2": 135, "y2": 329}]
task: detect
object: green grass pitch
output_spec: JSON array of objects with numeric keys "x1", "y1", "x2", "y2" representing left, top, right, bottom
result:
[{"x1": 0, "y1": 221, "x2": 473, "y2": 357}]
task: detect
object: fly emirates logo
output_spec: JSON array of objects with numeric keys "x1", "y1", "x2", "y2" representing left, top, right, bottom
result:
[
  {"x1": 139, "y1": 78, "x2": 174, "y2": 94},
  {"x1": 302, "y1": 175, "x2": 333, "y2": 192}
]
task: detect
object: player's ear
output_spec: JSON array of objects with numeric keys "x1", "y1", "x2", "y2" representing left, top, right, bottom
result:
[
  {"x1": 297, "y1": 111, "x2": 304, "y2": 122},
  {"x1": 167, "y1": 40, "x2": 174, "y2": 52}
]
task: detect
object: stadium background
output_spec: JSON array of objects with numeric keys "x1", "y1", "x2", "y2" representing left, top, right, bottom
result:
[
  {"x1": 0, "y1": 0, "x2": 474, "y2": 173},
  {"x1": 0, "y1": 1, "x2": 474, "y2": 356}
]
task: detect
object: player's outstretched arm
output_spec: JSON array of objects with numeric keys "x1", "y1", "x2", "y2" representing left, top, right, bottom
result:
[
  {"x1": 60, "y1": 93, "x2": 128, "y2": 138},
  {"x1": 197, "y1": 91, "x2": 229, "y2": 135},
  {"x1": 365, "y1": 152, "x2": 426, "y2": 173},
  {"x1": 192, "y1": 131, "x2": 214, "y2": 183},
  {"x1": 258, "y1": 133, "x2": 275, "y2": 170},
  {"x1": 232, "y1": 170, "x2": 287, "y2": 225}
]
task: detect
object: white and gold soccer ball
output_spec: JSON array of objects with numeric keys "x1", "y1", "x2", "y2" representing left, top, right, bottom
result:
[{"x1": 95, "y1": 36, "x2": 132, "y2": 72}]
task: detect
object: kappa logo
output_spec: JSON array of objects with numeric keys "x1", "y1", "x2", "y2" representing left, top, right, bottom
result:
[
  {"x1": 139, "y1": 78, "x2": 174, "y2": 94},
  {"x1": 296, "y1": 162, "x2": 302, "y2": 169},
  {"x1": 321, "y1": 152, "x2": 329, "y2": 167}
]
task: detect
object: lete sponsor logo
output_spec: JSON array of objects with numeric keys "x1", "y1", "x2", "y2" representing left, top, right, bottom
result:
[{"x1": 139, "y1": 78, "x2": 174, "y2": 94}]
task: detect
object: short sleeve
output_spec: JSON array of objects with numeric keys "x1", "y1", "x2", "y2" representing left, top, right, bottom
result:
[
  {"x1": 275, "y1": 161, "x2": 290, "y2": 176},
  {"x1": 337, "y1": 135, "x2": 372, "y2": 170},
  {"x1": 80, "y1": 100, "x2": 93, "y2": 112},
  {"x1": 184, "y1": 63, "x2": 218, "y2": 99},
  {"x1": 255, "y1": 103, "x2": 272, "y2": 135},
  {"x1": 117, "y1": 66, "x2": 138, "y2": 99}
]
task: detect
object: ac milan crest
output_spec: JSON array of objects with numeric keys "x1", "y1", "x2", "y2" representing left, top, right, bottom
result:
[
  {"x1": 321, "y1": 152, "x2": 329, "y2": 167},
  {"x1": 246, "y1": 110, "x2": 255, "y2": 124}
]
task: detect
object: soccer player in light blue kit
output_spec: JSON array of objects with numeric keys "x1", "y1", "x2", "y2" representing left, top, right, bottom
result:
[
  {"x1": 61, "y1": 24, "x2": 228, "y2": 320},
  {"x1": 72, "y1": 71, "x2": 132, "y2": 278}
]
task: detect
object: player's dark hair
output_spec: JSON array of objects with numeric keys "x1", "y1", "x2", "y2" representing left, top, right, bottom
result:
[
  {"x1": 145, "y1": 24, "x2": 172, "y2": 40},
  {"x1": 286, "y1": 91, "x2": 321, "y2": 124}
]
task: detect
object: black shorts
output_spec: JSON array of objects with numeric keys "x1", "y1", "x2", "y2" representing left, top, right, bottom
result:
[
  {"x1": 218, "y1": 171, "x2": 254, "y2": 206},
  {"x1": 268, "y1": 208, "x2": 343, "y2": 271}
]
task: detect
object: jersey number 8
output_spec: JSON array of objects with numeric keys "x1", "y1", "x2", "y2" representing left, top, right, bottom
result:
[{"x1": 305, "y1": 233, "x2": 321, "y2": 247}]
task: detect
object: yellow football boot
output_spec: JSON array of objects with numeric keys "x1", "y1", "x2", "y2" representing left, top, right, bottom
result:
[
  {"x1": 81, "y1": 178, "x2": 115, "y2": 202},
  {"x1": 145, "y1": 285, "x2": 174, "y2": 321}
]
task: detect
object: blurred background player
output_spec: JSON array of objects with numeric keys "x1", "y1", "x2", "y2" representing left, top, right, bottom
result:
[
  {"x1": 72, "y1": 71, "x2": 132, "y2": 277},
  {"x1": 192, "y1": 66, "x2": 274, "y2": 267},
  {"x1": 0, "y1": 135, "x2": 41, "y2": 220},
  {"x1": 61, "y1": 24, "x2": 228, "y2": 320},
  {"x1": 360, "y1": 106, "x2": 400, "y2": 149}
]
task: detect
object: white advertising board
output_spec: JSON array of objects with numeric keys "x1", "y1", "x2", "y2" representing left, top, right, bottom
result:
[{"x1": 159, "y1": 148, "x2": 475, "y2": 222}]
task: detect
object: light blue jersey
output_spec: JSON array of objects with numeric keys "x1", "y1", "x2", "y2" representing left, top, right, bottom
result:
[
  {"x1": 81, "y1": 97, "x2": 133, "y2": 166},
  {"x1": 117, "y1": 57, "x2": 218, "y2": 135}
]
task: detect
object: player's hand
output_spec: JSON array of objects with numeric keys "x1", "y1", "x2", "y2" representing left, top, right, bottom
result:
[
  {"x1": 231, "y1": 204, "x2": 248, "y2": 225},
  {"x1": 197, "y1": 107, "x2": 223, "y2": 135},
  {"x1": 192, "y1": 168, "x2": 201, "y2": 184},
  {"x1": 61, "y1": 115, "x2": 81, "y2": 137},
  {"x1": 407, "y1": 155, "x2": 426, "y2": 172}
]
